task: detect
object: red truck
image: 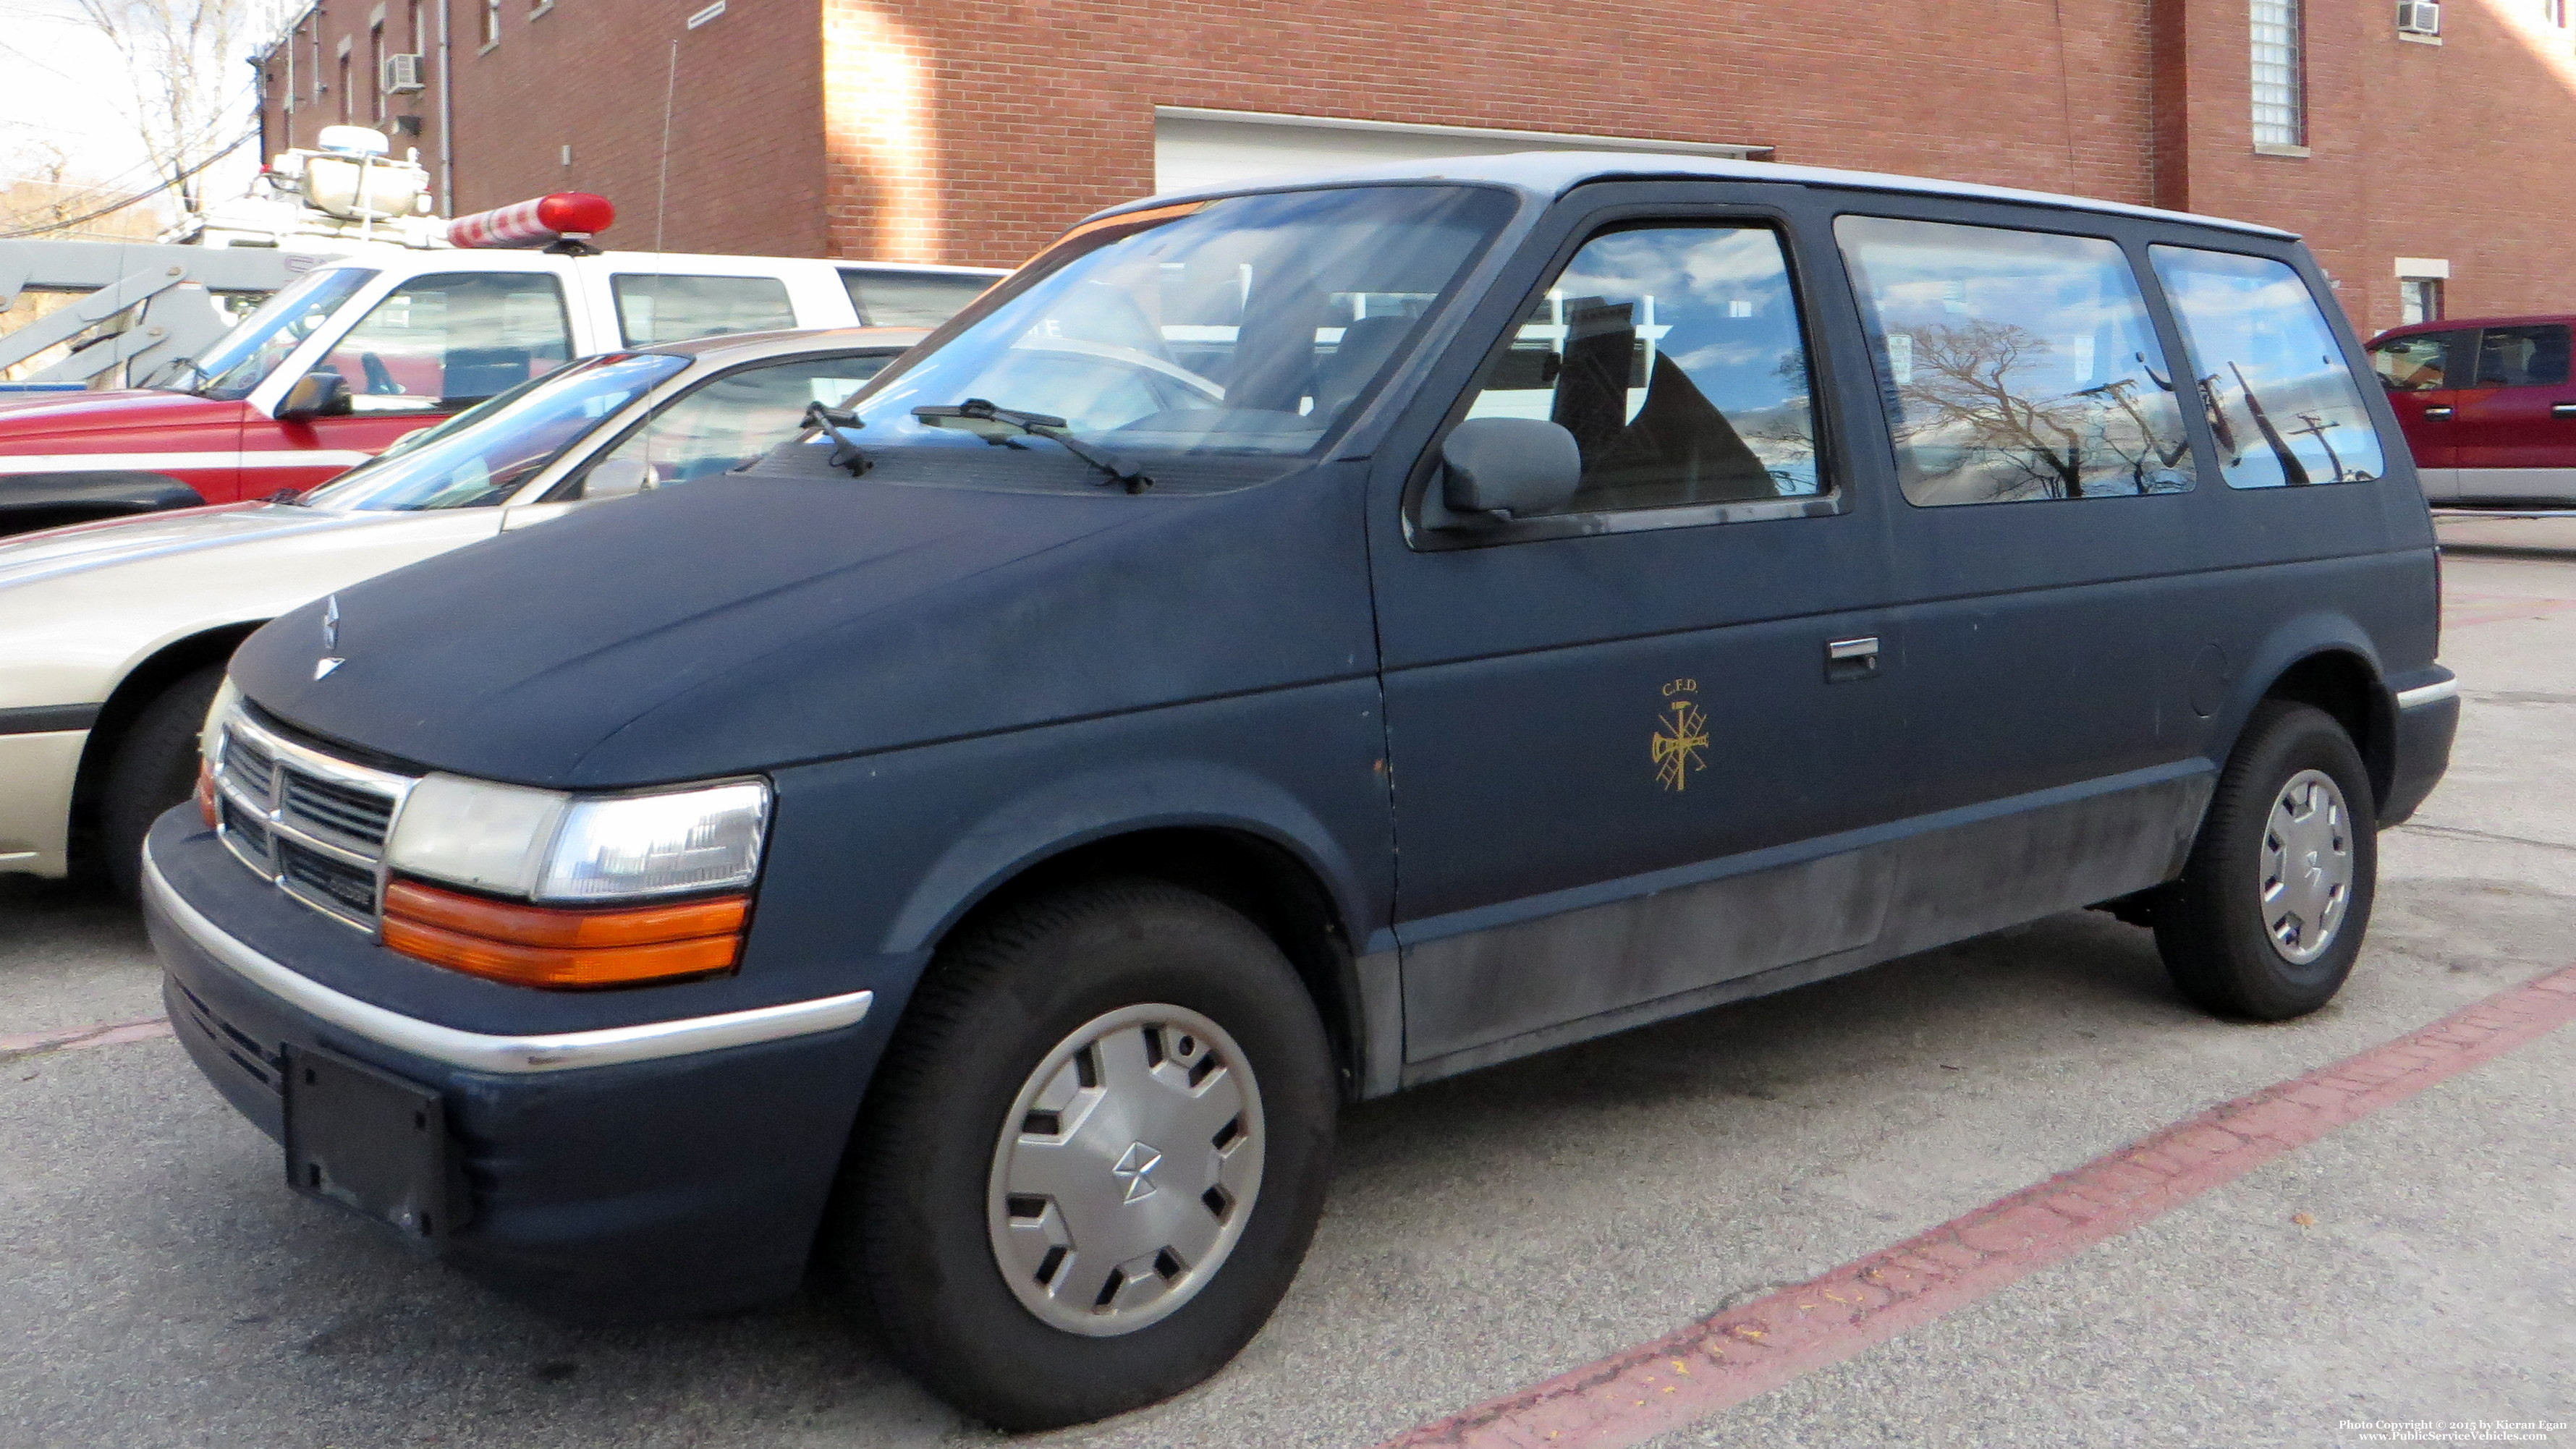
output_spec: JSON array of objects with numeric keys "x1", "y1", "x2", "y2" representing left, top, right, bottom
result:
[{"x1": 2367, "y1": 314, "x2": 2576, "y2": 506}]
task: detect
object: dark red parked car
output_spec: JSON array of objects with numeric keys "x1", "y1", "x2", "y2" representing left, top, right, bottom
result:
[{"x1": 2368, "y1": 315, "x2": 2576, "y2": 504}]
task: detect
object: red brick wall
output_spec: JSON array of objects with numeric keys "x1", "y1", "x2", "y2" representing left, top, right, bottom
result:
[
  {"x1": 452, "y1": 0, "x2": 829, "y2": 256},
  {"x1": 2165, "y1": 0, "x2": 2576, "y2": 336},
  {"x1": 821, "y1": 0, "x2": 2163, "y2": 268},
  {"x1": 260, "y1": 0, "x2": 831, "y2": 258},
  {"x1": 249, "y1": 0, "x2": 2576, "y2": 329},
  {"x1": 259, "y1": 2, "x2": 446, "y2": 182}
]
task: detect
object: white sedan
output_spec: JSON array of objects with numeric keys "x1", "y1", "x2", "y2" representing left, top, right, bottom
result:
[{"x1": 0, "y1": 326, "x2": 923, "y2": 896}]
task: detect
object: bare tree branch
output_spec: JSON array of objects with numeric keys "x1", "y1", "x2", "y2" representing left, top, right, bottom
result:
[{"x1": 59, "y1": 0, "x2": 293, "y2": 213}]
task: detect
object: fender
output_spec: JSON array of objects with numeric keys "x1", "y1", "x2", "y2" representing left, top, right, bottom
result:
[
  {"x1": 0, "y1": 471, "x2": 203, "y2": 537},
  {"x1": 878, "y1": 755, "x2": 1381, "y2": 961},
  {"x1": 2207, "y1": 606, "x2": 2391, "y2": 795}
]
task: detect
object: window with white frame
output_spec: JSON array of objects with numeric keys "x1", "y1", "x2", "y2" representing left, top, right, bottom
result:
[
  {"x1": 2250, "y1": 0, "x2": 2305, "y2": 148},
  {"x1": 2542, "y1": 0, "x2": 2569, "y2": 27},
  {"x1": 481, "y1": 0, "x2": 500, "y2": 44}
]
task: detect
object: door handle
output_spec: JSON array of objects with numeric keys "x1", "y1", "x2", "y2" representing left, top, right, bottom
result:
[
  {"x1": 2422, "y1": 406, "x2": 2454, "y2": 420},
  {"x1": 2554, "y1": 403, "x2": 2576, "y2": 420},
  {"x1": 1826, "y1": 635, "x2": 1880, "y2": 682}
]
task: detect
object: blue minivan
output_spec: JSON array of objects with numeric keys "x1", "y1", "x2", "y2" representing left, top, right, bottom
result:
[{"x1": 141, "y1": 154, "x2": 2457, "y2": 1429}]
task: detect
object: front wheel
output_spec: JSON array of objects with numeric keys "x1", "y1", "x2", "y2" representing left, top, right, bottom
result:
[
  {"x1": 99, "y1": 663, "x2": 226, "y2": 901},
  {"x1": 821, "y1": 878, "x2": 1337, "y2": 1430},
  {"x1": 2156, "y1": 700, "x2": 2377, "y2": 1020}
]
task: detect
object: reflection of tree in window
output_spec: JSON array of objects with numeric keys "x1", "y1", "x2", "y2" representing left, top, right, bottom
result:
[
  {"x1": 1890, "y1": 321, "x2": 2190, "y2": 500},
  {"x1": 1839, "y1": 216, "x2": 2195, "y2": 506}
]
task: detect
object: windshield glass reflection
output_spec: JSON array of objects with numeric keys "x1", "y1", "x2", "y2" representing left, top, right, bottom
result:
[
  {"x1": 800, "y1": 184, "x2": 1517, "y2": 493},
  {"x1": 301, "y1": 352, "x2": 690, "y2": 511},
  {"x1": 148, "y1": 266, "x2": 377, "y2": 400}
]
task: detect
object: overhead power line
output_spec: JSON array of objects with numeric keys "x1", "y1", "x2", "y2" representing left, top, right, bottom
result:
[{"x1": 0, "y1": 127, "x2": 255, "y2": 239}]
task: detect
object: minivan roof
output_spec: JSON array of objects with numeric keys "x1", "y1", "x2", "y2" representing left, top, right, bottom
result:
[{"x1": 1108, "y1": 150, "x2": 2301, "y2": 242}]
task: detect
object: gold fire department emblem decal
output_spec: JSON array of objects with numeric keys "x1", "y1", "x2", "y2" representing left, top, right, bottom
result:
[{"x1": 1651, "y1": 678, "x2": 1708, "y2": 792}]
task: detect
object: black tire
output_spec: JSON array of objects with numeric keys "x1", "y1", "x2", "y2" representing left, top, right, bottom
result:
[
  {"x1": 100, "y1": 663, "x2": 226, "y2": 901},
  {"x1": 2156, "y1": 700, "x2": 2377, "y2": 1020},
  {"x1": 821, "y1": 878, "x2": 1337, "y2": 1430}
]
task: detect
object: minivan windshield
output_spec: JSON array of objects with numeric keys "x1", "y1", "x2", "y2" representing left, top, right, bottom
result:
[
  {"x1": 143, "y1": 265, "x2": 377, "y2": 399},
  {"x1": 805, "y1": 184, "x2": 1518, "y2": 492},
  {"x1": 300, "y1": 352, "x2": 690, "y2": 511}
]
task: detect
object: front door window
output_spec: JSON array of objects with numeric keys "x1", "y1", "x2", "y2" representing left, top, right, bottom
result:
[
  {"x1": 315, "y1": 271, "x2": 574, "y2": 411},
  {"x1": 1459, "y1": 224, "x2": 1821, "y2": 510},
  {"x1": 2370, "y1": 333, "x2": 2459, "y2": 391}
]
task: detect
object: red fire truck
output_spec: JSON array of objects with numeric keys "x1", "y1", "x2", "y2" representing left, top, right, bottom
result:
[{"x1": 1, "y1": 187, "x2": 996, "y2": 535}]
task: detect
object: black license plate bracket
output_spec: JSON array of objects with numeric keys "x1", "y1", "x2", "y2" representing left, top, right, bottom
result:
[{"x1": 281, "y1": 1042, "x2": 453, "y2": 1241}]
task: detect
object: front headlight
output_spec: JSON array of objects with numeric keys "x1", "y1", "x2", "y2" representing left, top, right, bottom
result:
[
  {"x1": 195, "y1": 677, "x2": 242, "y2": 827},
  {"x1": 381, "y1": 775, "x2": 771, "y2": 990},
  {"x1": 200, "y1": 676, "x2": 241, "y2": 772},
  {"x1": 386, "y1": 775, "x2": 770, "y2": 902}
]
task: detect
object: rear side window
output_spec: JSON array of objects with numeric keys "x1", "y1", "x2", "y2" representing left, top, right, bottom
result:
[
  {"x1": 1457, "y1": 223, "x2": 1821, "y2": 511},
  {"x1": 841, "y1": 269, "x2": 993, "y2": 328},
  {"x1": 613, "y1": 274, "x2": 797, "y2": 347},
  {"x1": 2471, "y1": 324, "x2": 2571, "y2": 387},
  {"x1": 1837, "y1": 216, "x2": 2193, "y2": 506},
  {"x1": 2148, "y1": 246, "x2": 2384, "y2": 488},
  {"x1": 320, "y1": 271, "x2": 573, "y2": 409},
  {"x1": 2370, "y1": 331, "x2": 2467, "y2": 391}
]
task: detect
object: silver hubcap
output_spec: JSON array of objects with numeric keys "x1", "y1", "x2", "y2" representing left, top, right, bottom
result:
[
  {"x1": 2259, "y1": 768, "x2": 2353, "y2": 966},
  {"x1": 986, "y1": 1004, "x2": 1263, "y2": 1336}
]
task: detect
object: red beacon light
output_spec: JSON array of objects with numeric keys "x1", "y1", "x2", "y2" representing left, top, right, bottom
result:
[{"x1": 447, "y1": 192, "x2": 615, "y2": 253}]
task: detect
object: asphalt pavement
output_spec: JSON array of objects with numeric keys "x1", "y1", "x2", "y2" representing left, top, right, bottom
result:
[{"x1": 2, "y1": 527, "x2": 2569, "y2": 1449}]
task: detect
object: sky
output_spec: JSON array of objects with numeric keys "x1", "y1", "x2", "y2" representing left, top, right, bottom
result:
[{"x1": 0, "y1": 0, "x2": 271, "y2": 224}]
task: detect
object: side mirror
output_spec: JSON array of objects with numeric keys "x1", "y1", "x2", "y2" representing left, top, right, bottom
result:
[
  {"x1": 277, "y1": 371, "x2": 352, "y2": 421},
  {"x1": 581, "y1": 456, "x2": 652, "y2": 499},
  {"x1": 1440, "y1": 417, "x2": 1582, "y2": 520}
]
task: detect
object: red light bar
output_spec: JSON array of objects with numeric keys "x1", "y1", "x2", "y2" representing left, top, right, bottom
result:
[{"x1": 447, "y1": 192, "x2": 615, "y2": 249}]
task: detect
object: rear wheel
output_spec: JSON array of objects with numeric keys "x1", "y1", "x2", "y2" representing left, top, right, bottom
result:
[
  {"x1": 2156, "y1": 700, "x2": 2376, "y2": 1020},
  {"x1": 822, "y1": 878, "x2": 1336, "y2": 1430},
  {"x1": 99, "y1": 663, "x2": 225, "y2": 901}
]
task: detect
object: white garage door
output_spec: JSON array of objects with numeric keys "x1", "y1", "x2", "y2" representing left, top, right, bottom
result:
[{"x1": 1153, "y1": 107, "x2": 1769, "y2": 196}]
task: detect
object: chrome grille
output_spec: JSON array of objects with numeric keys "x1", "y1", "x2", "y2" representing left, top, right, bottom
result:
[
  {"x1": 281, "y1": 771, "x2": 396, "y2": 851},
  {"x1": 211, "y1": 702, "x2": 417, "y2": 933}
]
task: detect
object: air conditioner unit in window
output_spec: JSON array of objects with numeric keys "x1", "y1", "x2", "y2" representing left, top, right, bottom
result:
[
  {"x1": 381, "y1": 52, "x2": 426, "y2": 93},
  {"x1": 2396, "y1": 1, "x2": 2441, "y2": 35}
]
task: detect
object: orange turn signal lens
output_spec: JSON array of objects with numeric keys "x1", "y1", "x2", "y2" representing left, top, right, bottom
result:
[
  {"x1": 195, "y1": 760, "x2": 219, "y2": 829},
  {"x1": 381, "y1": 878, "x2": 747, "y2": 989}
]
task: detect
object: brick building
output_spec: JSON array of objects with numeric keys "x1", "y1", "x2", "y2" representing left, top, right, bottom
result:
[{"x1": 254, "y1": 0, "x2": 2576, "y2": 334}]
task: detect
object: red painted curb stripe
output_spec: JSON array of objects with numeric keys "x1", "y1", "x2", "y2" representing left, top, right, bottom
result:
[
  {"x1": 0, "y1": 1016, "x2": 174, "y2": 1058},
  {"x1": 1381, "y1": 964, "x2": 2576, "y2": 1449}
]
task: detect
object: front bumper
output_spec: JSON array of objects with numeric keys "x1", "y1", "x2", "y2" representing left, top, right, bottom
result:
[{"x1": 142, "y1": 815, "x2": 885, "y2": 1322}]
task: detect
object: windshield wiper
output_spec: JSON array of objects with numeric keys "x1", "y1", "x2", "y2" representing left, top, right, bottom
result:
[
  {"x1": 802, "y1": 401, "x2": 872, "y2": 475},
  {"x1": 912, "y1": 398, "x2": 1153, "y2": 493}
]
